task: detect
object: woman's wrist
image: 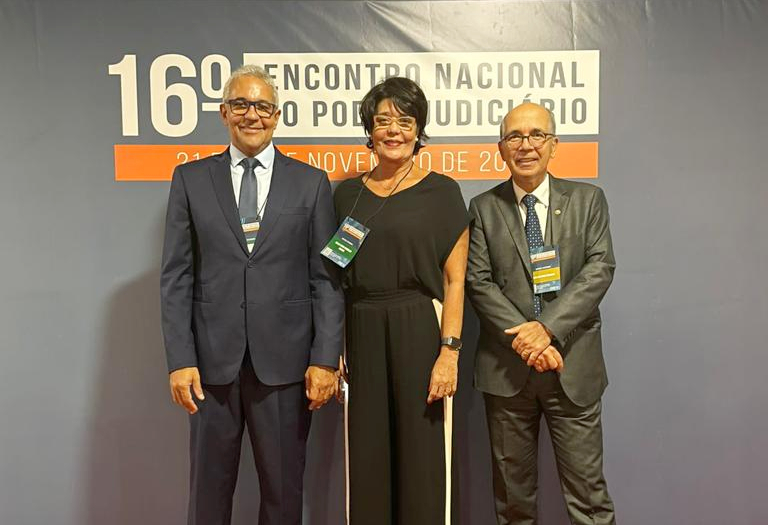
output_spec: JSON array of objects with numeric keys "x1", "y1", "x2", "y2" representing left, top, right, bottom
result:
[{"x1": 439, "y1": 346, "x2": 460, "y2": 359}]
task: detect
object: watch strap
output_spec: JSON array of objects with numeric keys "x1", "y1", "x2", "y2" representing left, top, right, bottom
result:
[{"x1": 441, "y1": 336, "x2": 462, "y2": 351}]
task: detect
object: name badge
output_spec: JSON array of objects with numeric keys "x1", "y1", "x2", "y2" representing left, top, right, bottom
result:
[
  {"x1": 321, "y1": 216, "x2": 370, "y2": 268},
  {"x1": 531, "y1": 245, "x2": 561, "y2": 294},
  {"x1": 241, "y1": 216, "x2": 260, "y2": 252}
]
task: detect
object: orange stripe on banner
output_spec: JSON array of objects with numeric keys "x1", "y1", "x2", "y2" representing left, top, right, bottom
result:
[
  {"x1": 114, "y1": 145, "x2": 225, "y2": 181},
  {"x1": 114, "y1": 142, "x2": 598, "y2": 181}
]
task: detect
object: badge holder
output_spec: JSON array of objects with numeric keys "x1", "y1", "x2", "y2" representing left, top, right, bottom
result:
[
  {"x1": 241, "y1": 215, "x2": 260, "y2": 252},
  {"x1": 531, "y1": 245, "x2": 562, "y2": 294},
  {"x1": 321, "y1": 216, "x2": 370, "y2": 268}
]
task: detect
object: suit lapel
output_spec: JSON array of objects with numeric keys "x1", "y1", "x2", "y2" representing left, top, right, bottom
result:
[
  {"x1": 249, "y1": 149, "x2": 290, "y2": 258},
  {"x1": 548, "y1": 175, "x2": 571, "y2": 246},
  {"x1": 210, "y1": 149, "x2": 249, "y2": 255},
  {"x1": 494, "y1": 181, "x2": 533, "y2": 279}
]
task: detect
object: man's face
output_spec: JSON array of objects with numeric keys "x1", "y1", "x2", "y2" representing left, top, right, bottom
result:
[
  {"x1": 498, "y1": 103, "x2": 558, "y2": 188},
  {"x1": 220, "y1": 76, "x2": 280, "y2": 157}
]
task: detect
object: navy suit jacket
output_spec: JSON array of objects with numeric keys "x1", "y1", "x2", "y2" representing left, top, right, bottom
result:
[{"x1": 160, "y1": 147, "x2": 344, "y2": 386}]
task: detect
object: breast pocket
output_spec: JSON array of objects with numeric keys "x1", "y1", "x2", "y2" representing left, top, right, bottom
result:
[
  {"x1": 274, "y1": 207, "x2": 310, "y2": 252},
  {"x1": 281, "y1": 206, "x2": 310, "y2": 215},
  {"x1": 556, "y1": 236, "x2": 585, "y2": 282}
]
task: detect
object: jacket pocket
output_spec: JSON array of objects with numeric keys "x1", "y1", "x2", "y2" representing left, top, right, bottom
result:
[
  {"x1": 282, "y1": 298, "x2": 312, "y2": 305},
  {"x1": 281, "y1": 206, "x2": 309, "y2": 215}
]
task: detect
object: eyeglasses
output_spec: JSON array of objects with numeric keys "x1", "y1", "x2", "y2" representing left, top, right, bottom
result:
[
  {"x1": 500, "y1": 131, "x2": 556, "y2": 149},
  {"x1": 226, "y1": 98, "x2": 278, "y2": 118},
  {"x1": 373, "y1": 114, "x2": 417, "y2": 131}
]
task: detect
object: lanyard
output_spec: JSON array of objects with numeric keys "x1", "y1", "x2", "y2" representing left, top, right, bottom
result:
[{"x1": 345, "y1": 162, "x2": 414, "y2": 224}]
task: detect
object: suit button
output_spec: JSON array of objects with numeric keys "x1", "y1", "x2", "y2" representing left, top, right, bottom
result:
[
  {"x1": 240, "y1": 302, "x2": 246, "y2": 309},
  {"x1": 247, "y1": 262, "x2": 255, "y2": 268}
]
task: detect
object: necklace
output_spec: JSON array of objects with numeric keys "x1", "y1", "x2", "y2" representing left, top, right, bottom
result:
[{"x1": 364, "y1": 161, "x2": 414, "y2": 195}]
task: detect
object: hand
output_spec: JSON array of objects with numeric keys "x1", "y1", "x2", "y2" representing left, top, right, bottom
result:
[
  {"x1": 533, "y1": 346, "x2": 564, "y2": 373},
  {"x1": 505, "y1": 321, "x2": 552, "y2": 366},
  {"x1": 427, "y1": 348, "x2": 459, "y2": 404},
  {"x1": 305, "y1": 365, "x2": 338, "y2": 410},
  {"x1": 169, "y1": 367, "x2": 204, "y2": 415}
]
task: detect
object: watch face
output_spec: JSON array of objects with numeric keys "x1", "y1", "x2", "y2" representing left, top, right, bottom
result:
[{"x1": 442, "y1": 337, "x2": 462, "y2": 350}]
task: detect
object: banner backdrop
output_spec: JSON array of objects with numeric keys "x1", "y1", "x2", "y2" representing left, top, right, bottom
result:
[
  {"x1": 111, "y1": 50, "x2": 600, "y2": 180},
  {"x1": 1, "y1": 1, "x2": 767, "y2": 524}
]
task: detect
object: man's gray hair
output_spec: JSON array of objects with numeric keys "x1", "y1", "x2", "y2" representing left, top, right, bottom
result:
[
  {"x1": 499, "y1": 106, "x2": 557, "y2": 138},
  {"x1": 222, "y1": 64, "x2": 279, "y2": 105}
]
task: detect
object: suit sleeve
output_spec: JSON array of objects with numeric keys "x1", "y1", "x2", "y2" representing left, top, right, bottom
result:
[
  {"x1": 160, "y1": 166, "x2": 198, "y2": 373},
  {"x1": 538, "y1": 188, "x2": 616, "y2": 345},
  {"x1": 307, "y1": 173, "x2": 345, "y2": 368},
  {"x1": 466, "y1": 198, "x2": 528, "y2": 344}
]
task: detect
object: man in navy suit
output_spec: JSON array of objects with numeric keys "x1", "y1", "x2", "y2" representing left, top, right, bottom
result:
[{"x1": 160, "y1": 64, "x2": 344, "y2": 525}]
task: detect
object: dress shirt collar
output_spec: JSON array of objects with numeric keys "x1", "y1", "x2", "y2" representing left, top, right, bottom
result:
[
  {"x1": 229, "y1": 142, "x2": 276, "y2": 170},
  {"x1": 512, "y1": 174, "x2": 550, "y2": 208}
]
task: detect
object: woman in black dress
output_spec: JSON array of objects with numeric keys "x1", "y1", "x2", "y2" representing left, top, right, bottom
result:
[{"x1": 334, "y1": 77, "x2": 469, "y2": 525}]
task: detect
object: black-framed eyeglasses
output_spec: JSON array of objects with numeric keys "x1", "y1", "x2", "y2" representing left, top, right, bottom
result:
[
  {"x1": 373, "y1": 114, "x2": 417, "y2": 131},
  {"x1": 226, "y1": 98, "x2": 278, "y2": 118},
  {"x1": 500, "y1": 131, "x2": 556, "y2": 149}
]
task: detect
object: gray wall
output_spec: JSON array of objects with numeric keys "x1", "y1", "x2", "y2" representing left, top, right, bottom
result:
[{"x1": 1, "y1": 1, "x2": 767, "y2": 524}]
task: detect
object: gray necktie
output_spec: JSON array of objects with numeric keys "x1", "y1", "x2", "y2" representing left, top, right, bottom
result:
[
  {"x1": 522, "y1": 193, "x2": 543, "y2": 318},
  {"x1": 238, "y1": 157, "x2": 262, "y2": 251},
  {"x1": 238, "y1": 157, "x2": 261, "y2": 221}
]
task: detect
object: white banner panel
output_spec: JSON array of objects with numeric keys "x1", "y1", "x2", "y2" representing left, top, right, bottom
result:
[{"x1": 243, "y1": 51, "x2": 600, "y2": 137}]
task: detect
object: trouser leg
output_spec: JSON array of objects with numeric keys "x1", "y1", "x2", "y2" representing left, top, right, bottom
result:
[
  {"x1": 347, "y1": 306, "x2": 392, "y2": 525},
  {"x1": 483, "y1": 383, "x2": 541, "y2": 525},
  {"x1": 388, "y1": 300, "x2": 448, "y2": 525},
  {"x1": 240, "y1": 357, "x2": 310, "y2": 525},
  {"x1": 188, "y1": 377, "x2": 244, "y2": 525},
  {"x1": 541, "y1": 378, "x2": 616, "y2": 525}
]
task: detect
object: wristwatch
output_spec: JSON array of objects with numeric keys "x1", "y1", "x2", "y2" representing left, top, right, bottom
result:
[{"x1": 440, "y1": 336, "x2": 463, "y2": 351}]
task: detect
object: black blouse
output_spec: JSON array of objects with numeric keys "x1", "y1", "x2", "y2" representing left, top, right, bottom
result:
[{"x1": 333, "y1": 172, "x2": 469, "y2": 301}]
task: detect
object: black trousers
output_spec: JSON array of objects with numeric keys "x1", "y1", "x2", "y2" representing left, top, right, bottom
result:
[
  {"x1": 484, "y1": 371, "x2": 615, "y2": 525},
  {"x1": 188, "y1": 354, "x2": 310, "y2": 525},
  {"x1": 346, "y1": 291, "x2": 458, "y2": 525}
]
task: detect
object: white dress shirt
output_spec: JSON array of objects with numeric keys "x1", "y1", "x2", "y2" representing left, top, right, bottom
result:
[
  {"x1": 229, "y1": 142, "x2": 276, "y2": 216},
  {"x1": 511, "y1": 174, "x2": 550, "y2": 239}
]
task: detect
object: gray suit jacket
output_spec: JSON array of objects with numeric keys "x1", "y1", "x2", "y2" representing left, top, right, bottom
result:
[
  {"x1": 160, "y1": 148, "x2": 344, "y2": 386},
  {"x1": 466, "y1": 176, "x2": 615, "y2": 406}
]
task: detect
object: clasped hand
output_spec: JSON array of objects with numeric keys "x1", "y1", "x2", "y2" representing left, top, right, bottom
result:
[{"x1": 505, "y1": 321, "x2": 564, "y2": 373}]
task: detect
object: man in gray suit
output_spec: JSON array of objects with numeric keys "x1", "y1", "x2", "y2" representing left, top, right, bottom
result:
[
  {"x1": 466, "y1": 102, "x2": 616, "y2": 525},
  {"x1": 161, "y1": 65, "x2": 344, "y2": 525}
]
